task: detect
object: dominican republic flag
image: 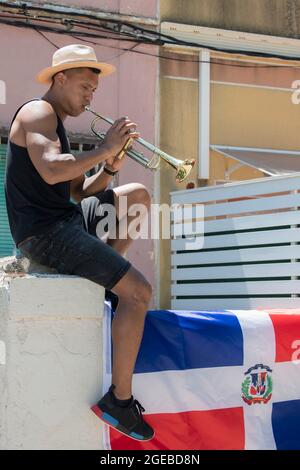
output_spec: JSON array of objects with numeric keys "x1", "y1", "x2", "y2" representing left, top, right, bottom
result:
[{"x1": 102, "y1": 304, "x2": 300, "y2": 450}]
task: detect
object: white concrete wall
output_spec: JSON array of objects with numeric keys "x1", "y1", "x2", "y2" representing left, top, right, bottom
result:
[{"x1": 0, "y1": 273, "x2": 106, "y2": 450}]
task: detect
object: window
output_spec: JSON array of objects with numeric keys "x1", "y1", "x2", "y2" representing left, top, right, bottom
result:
[{"x1": 0, "y1": 138, "x2": 16, "y2": 257}]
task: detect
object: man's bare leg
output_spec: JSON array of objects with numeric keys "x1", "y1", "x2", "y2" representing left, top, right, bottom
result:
[
  {"x1": 107, "y1": 183, "x2": 151, "y2": 257},
  {"x1": 109, "y1": 265, "x2": 152, "y2": 400}
]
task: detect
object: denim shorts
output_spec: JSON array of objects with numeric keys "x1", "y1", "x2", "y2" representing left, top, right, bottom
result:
[{"x1": 18, "y1": 189, "x2": 131, "y2": 290}]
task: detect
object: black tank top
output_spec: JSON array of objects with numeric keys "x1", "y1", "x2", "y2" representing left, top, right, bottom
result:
[{"x1": 4, "y1": 98, "x2": 82, "y2": 247}]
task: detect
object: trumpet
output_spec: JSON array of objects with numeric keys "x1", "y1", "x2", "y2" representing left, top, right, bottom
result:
[{"x1": 85, "y1": 106, "x2": 195, "y2": 183}]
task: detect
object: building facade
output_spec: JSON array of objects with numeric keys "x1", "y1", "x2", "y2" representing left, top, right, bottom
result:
[{"x1": 1, "y1": 0, "x2": 300, "y2": 308}]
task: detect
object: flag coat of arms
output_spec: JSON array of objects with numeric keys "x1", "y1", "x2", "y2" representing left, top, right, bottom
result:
[{"x1": 102, "y1": 304, "x2": 300, "y2": 450}]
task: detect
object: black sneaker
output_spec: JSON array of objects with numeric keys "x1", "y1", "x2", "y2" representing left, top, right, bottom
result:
[{"x1": 91, "y1": 385, "x2": 154, "y2": 441}]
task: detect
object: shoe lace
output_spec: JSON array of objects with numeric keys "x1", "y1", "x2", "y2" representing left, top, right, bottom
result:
[{"x1": 132, "y1": 399, "x2": 145, "y2": 421}]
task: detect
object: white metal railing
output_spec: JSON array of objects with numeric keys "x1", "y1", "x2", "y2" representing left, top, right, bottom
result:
[{"x1": 170, "y1": 174, "x2": 300, "y2": 310}]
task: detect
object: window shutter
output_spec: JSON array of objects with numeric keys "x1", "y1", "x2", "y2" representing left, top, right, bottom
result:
[{"x1": 0, "y1": 144, "x2": 16, "y2": 257}]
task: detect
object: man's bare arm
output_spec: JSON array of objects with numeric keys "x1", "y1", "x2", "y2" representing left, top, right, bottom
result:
[
  {"x1": 21, "y1": 100, "x2": 138, "y2": 185},
  {"x1": 83, "y1": 168, "x2": 114, "y2": 196},
  {"x1": 70, "y1": 168, "x2": 113, "y2": 202}
]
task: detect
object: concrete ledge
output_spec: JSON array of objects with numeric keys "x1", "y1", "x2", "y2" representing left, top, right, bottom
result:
[
  {"x1": 6, "y1": 275, "x2": 104, "y2": 319},
  {"x1": 0, "y1": 263, "x2": 106, "y2": 450},
  {"x1": 0, "y1": 255, "x2": 59, "y2": 275}
]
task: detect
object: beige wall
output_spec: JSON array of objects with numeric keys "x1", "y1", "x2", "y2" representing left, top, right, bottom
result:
[
  {"x1": 26, "y1": 0, "x2": 158, "y2": 18},
  {"x1": 211, "y1": 84, "x2": 300, "y2": 149},
  {"x1": 159, "y1": 78, "x2": 199, "y2": 307},
  {"x1": 160, "y1": 0, "x2": 300, "y2": 37}
]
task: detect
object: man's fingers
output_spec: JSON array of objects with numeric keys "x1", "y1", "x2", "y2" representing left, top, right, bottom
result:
[
  {"x1": 119, "y1": 122, "x2": 137, "y2": 136},
  {"x1": 108, "y1": 118, "x2": 139, "y2": 151},
  {"x1": 113, "y1": 117, "x2": 128, "y2": 129},
  {"x1": 129, "y1": 132, "x2": 140, "y2": 139},
  {"x1": 114, "y1": 118, "x2": 136, "y2": 132},
  {"x1": 119, "y1": 132, "x2": 139, "y2": 148}
]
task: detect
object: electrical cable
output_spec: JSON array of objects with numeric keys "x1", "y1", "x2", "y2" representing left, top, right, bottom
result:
[{"x1": 0, "y1": 10, "x2": 300, "y2": 69}]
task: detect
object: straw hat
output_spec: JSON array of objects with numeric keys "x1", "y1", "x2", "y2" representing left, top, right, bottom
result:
[{"x1": 36, "y1": 44, "x2": 116, "y2": 85}]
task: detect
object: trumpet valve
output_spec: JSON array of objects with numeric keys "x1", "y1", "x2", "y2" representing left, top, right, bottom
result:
[{"x1": 117, "y1": 137, "x2": 135, "y2": 160}]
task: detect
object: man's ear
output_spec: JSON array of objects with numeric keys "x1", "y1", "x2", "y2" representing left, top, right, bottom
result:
[{"x1": 53, "y1": 71, "x2": 67, "y2": 87}]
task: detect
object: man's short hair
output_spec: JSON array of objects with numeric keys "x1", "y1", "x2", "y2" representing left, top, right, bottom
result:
[
  {"x1": 52, "y1": 67, "x2": 101, "y2": 84},
  {"x1": 85, "y1": 67, "x2": 101, "y2": 75}
]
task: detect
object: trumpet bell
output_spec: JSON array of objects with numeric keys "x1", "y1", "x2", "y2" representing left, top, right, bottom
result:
[{"x1": 175, "y1": 159, "x2": 195, "y2": 183}]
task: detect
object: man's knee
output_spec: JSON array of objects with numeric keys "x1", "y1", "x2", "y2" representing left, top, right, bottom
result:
[
  {"x1": 135, "y1": 279, "x2": 152, "y2": 306},
  {"x1": 116, "y1": 270, "x2": 152, "y2": 310},
  {"x1": 131, "y1": 184, "x2": 151, "y2": 209},
  {"x1": 128, "y1": 279, "x2": 152, "y2": 310}
]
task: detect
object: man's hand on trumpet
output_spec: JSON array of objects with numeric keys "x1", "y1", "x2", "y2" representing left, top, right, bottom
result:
[{"x1": 102, "y1": 117, "x2": 140, "y2": 172}]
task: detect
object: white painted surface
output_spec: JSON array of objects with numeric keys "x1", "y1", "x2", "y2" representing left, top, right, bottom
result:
[
  {"x1": 0, "y1": 273, "x2": 105, "y2": 450},
  {"x1": 161, "y1": 22, "x2": 300, "y2": 58},
  {"x1": 198, "y1": 49, "x2": 210, "y2": 179},
  {"x1": 171, "y1": 174, "x2": 300, "y2": 310}
]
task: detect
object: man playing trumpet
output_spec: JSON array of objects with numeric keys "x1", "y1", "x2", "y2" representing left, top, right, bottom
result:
[{"x1": 5, "y1": 44, "x2": 154, "y2": 442}]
